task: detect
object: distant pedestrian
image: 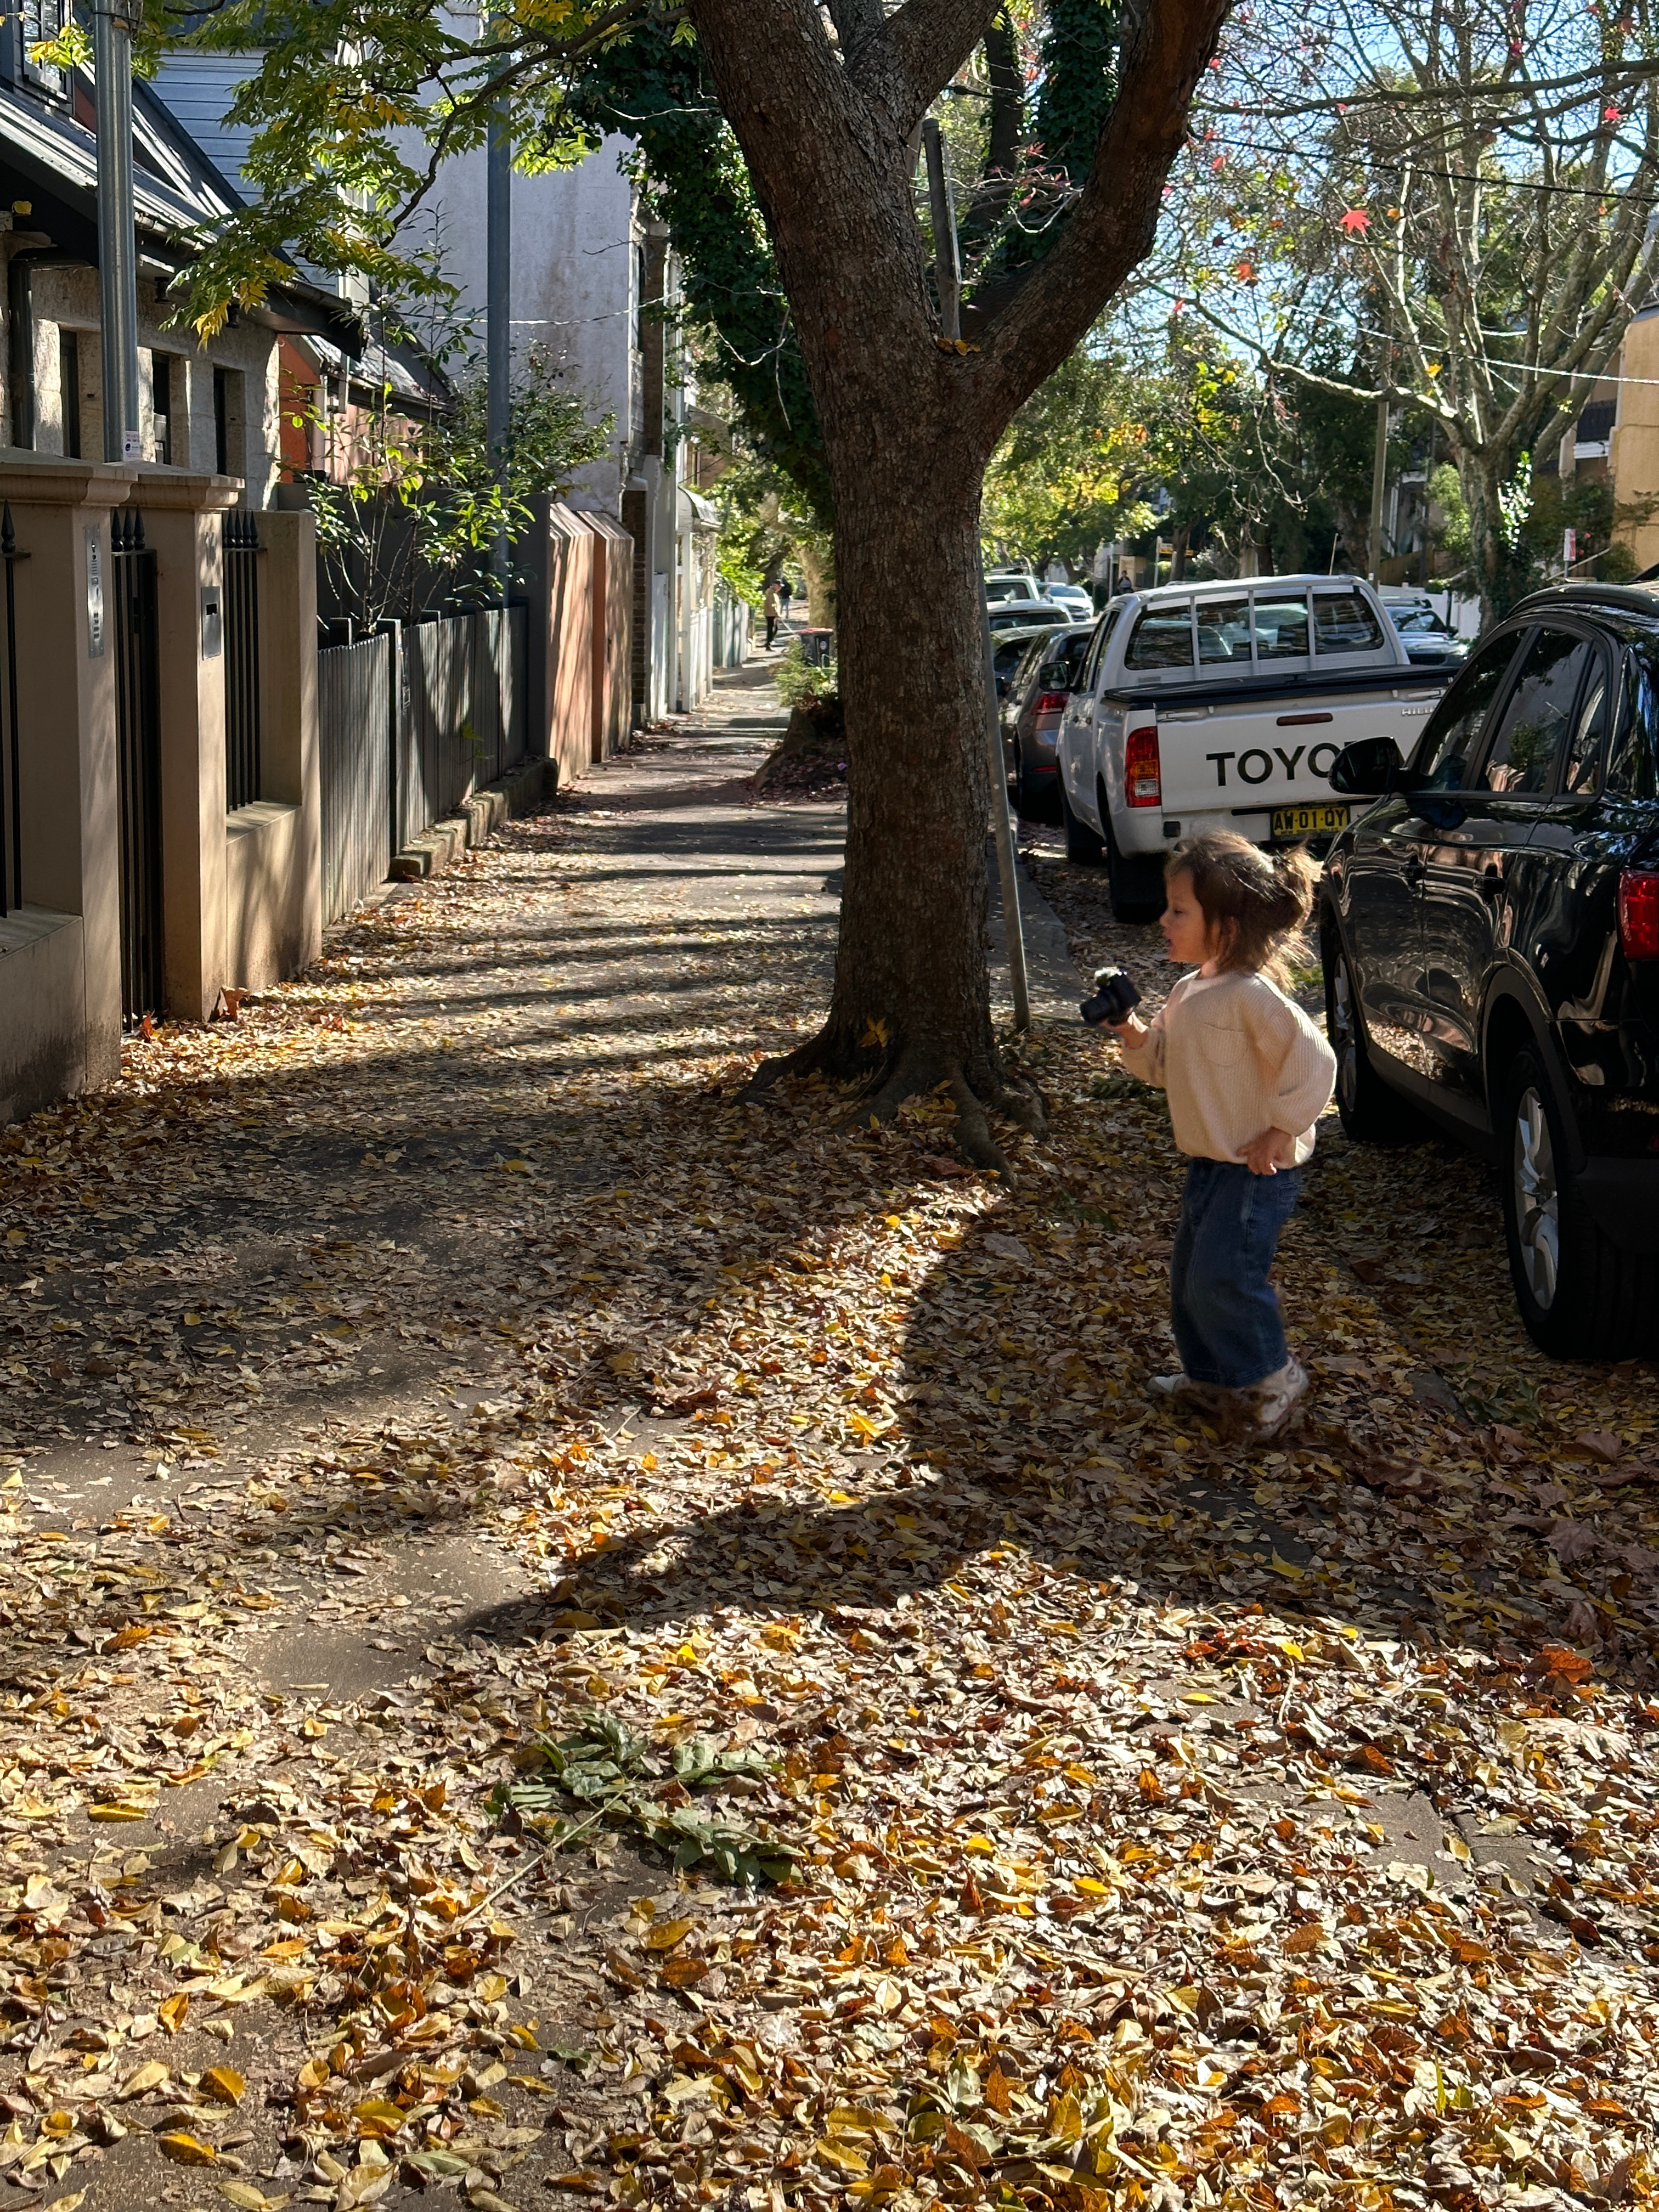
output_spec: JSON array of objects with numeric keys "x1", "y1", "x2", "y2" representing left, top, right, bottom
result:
[
  {"x1": 1100, "y1": 833, "x2": 1335, "y2": 1442},
  {"x1": 778, "y1": 575, "x2": 795, "y2": 628},
  {"x1": 764, "y1": 580, "x2": 780, "y2": 650}
]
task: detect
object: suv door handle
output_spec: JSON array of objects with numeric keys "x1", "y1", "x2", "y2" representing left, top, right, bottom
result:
[{"x1": 1404, "y1": 855, "x2": 1428, "y2": 886}]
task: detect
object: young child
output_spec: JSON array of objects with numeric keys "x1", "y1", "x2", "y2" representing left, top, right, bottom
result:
[{"x1": 1103, "y1": 832, "x2": 1337, "y2": 1440}]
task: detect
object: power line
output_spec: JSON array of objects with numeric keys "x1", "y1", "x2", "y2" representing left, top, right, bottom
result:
[{"x1": 1191, "y1": 128, "x2": 1659, "y2": 203}]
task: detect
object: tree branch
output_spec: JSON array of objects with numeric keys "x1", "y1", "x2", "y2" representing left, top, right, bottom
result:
[
  {"x1": 823, "y1": 0, "x2": 885, "y2": 54},
  {"x1": 966, "y1": 0, "x2": 1233, "y2": 438},
  {"x1": 848, "y1": 0, "x2": 1001, "y2": 142}
]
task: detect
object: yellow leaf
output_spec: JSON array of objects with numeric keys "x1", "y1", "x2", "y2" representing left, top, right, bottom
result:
[
  {"x1": 158, "y1": 1994, "x2": 189, "y2": 2034},
  {"x1": 157, "y1": 2131, "x2": 218, "y2": 2165},
  {"x1": 201, "y1": 2066, "x2": 245, "y2": 2105},
  {"x1": 217, "y1": 2187, "x2": 275, "y2": 2211},
  {"x1": 644, "y1": 1916, "x2": 695, "y2": 1953},
  {"x1": 87, "y1": 1804, "x2": 149, "y2": 1822},
  {"x1": 501, "y1": 1158, "x2": 532, "y2": 1174},
  {"x1": 858, "y1": 1017, "x2": 890, "y2": 1050},
  {"x1": 351, "y1": 2098, "x2": 406, "y2": 2129},
  {"x1": 816, "y1": 2140, "x2": 871, "y2": 2176},
  {"x1": 115, "y1": 2062, "x2": 170, "y2": 2101}
]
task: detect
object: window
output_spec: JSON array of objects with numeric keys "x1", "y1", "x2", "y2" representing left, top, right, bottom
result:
[
  {"x1": 1197, "y1": 595, "x2": 1249, "y2": 664},
  {"x1": 58, "y1": 329, "x2": 79, "y2": 459},
  {"x1": 1610, "y1": 644, "x2": 1659, "y2": 800},
  {"x1": 148, "y1": 349, "x2": 172, "y2": 467},
  {"x1": 1058, "y1": 630, "x2": 1094, "y2": 681},
  {"x1": 1125, "y1": 602, "x2": 1194, "y2": 670},
  {"x1": 16, "y1": 0, "x2": 67, "y2": 97},
  {"x1": 213, "y1": 365, "x2": 228, "y2": 476},
  {"x1": 1475, "y1": 628, "x2": 1596, "y2": 794},
  {"x1": 1313, "y1": 589, "x2": 1385, "y2": 653},
  {"x1": 1252, "y1": 592, "x2": 1311, "y2": 659},
  {"x1": 1416, "y1": 631, "x2": 1524, "y2": 789},
  {"x1": 1564, "y1": 678, "x2": 1608, "y2": 795},
  {"x1": 1077, "y1": 607, "x2": 1119, "y2": 694}
]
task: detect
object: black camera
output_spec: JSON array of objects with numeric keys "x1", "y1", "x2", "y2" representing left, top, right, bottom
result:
[{"x1": 1079, "y1": 965, "x2": 1142, "y2": 1026}]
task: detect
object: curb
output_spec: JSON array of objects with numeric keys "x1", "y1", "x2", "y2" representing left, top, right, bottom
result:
[{"x1": 388, "y1": 757, "x2": 559, "y2": 882}]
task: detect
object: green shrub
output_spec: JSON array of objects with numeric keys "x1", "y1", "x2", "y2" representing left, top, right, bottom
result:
[{"x1": 774, "y1": 640, "x2": 838, "y2": 706}]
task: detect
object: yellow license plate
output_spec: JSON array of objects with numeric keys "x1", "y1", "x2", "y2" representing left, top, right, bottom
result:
[{"x1": 1272, "y1": 803, "x2": 1350, "y2": 838}]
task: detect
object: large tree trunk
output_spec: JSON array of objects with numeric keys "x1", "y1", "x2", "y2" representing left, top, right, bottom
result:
[
  {"x1": 691, "y1": 0, "x2": 1231, "y2": 1166},
  {"x1": 817, "y1": 438, "x2": 1029, "y2": 1155}
]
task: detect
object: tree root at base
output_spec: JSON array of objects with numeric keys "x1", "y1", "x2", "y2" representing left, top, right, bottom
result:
[{"x1": 741, "y1": 1028, "x2": 1047, "y2": 1180}]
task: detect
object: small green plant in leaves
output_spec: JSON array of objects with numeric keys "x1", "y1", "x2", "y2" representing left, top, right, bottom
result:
[{"x1": 491, "y1": 1709, "x2": 797, "y2": 1886}]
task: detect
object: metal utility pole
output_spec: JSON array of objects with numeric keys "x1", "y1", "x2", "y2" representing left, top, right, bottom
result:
[
  {"x1": 93, "y1": 0, "x2": 141, "y2": 465},
  {"x1": 923, "y1": 118, "x2": 1030, "y2": 1032},
  {"x1": 486, "y1": 91, "x2": 511, "y2": 602},
  {"x1": 921, "y1": 118, "x2": 961, "y2": 343}
]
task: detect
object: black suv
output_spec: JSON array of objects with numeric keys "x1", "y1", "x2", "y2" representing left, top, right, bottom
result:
[{"x1": 1321, "y1": 584, "x2": 1659, "y2": 1358}]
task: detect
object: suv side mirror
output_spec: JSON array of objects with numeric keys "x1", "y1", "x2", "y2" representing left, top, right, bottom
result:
[
  {"x1": 1329, "y1": 736, "x2": 1405, "y2": 796},
  {"x1": 1036, "y1": 660, "x2": 1070, "y2": 689}
]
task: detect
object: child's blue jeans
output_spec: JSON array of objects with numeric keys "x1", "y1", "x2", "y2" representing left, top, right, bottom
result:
[{"x1": 1170, "y1": 1157, "x2": 1302, "y2": 1390}]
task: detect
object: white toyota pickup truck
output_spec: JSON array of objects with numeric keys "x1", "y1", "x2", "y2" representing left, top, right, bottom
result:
[{"x1": 1057, "y1": 574, "x2": 1454, "y2": 919}]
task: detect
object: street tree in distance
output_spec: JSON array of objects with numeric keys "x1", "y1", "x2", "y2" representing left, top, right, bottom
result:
[
  {"x1": 1162, "y1": 0, "x2": 1659, "y2": 615},
  {"x1": 169, "y1": 0, "x2": 1232, "y2": 1167}
]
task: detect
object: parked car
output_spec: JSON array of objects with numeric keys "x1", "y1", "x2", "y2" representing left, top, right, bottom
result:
[
  {"x1": 989, "y1": 602, "x2": 1077, "y2": 650},
  {"x1": 990, "y1": 625, "x2": 1046, "y2": 699},
  {"x1": 985, "y1": 571, "x2": 1043, "y2": 608},
  {"x1": 1001, "y1": 623, "x2": 1096, "y2": 816},
  {"x1": 1380, "y1": 587, "x2": 1470, "y2": 668},
  {"x1": 1056, "y1": 574, "x2": 1453, "y2": 920},
  {"x1": 1045, "y1": 583, "x2": 1096, "y2": 622},
  {"x1": 1319, "y1": 582, "x2": 1659, "y2": 1357}
]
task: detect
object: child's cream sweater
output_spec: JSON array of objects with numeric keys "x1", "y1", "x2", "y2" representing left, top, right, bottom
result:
[{"x1": 1118, "y1": 969, "x2": 1337, "y2": 1166}]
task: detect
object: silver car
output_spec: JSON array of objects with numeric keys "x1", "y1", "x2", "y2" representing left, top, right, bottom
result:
[{"x1": 1000, "y1": 622, "x2": 1096, "y2": 817}]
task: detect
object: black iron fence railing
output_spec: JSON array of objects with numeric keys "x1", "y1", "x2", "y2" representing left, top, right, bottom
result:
[
  {"x1": 112, "y1": 508, "x2": 163, "y2": 1026},
  {"x1": 0, "y1": 506, "x2": 25, "y2": 919},
  {"x1": 223, "y1": 509, "x2": 262, "y2": 811}
]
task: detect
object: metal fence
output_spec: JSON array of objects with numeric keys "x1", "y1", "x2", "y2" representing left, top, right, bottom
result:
[
  {"x1": 223, "y1": 510, "x2": 262, "y2": 810},
  {"x1": 318, "y1": 603, "x2": 527, "y2": 925},
  {"x1": 113, "y1": 509, "x2": 164, "y2": 1026},
  {"x1": 0, "y1": 506, "x2": 24, "y2": 918},
  {"x1": 319, "y1": 629, "x2": 393, "y2": 925}
]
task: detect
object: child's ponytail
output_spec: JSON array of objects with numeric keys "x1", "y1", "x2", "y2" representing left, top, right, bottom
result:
[{"x1": 1167, "y1": 831, "x2": 1318, "y2": 989}]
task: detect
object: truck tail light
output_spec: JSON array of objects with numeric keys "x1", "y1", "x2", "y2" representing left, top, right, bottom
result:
[
  {"x1": 1619, "y1": 868, "x2": 1659, "y2": 961},
  {"x1": 1034, "y1": 690, "x2": 1069, "y2": 713},
  {"x1": 1125, "y1": 724, "x2": 1162, "y2": 808}
]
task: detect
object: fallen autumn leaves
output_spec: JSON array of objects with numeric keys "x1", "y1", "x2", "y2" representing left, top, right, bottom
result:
[{"x1": 0, "y1": 721, "x2": 1655, "y2": 2212}]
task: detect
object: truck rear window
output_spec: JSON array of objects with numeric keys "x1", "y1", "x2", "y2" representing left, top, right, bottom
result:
[
  {"x1": 1125, "y1": 605, "x2": 1194, "y2": 669},
  {"x1": 1313, "y1": 590, "x2": 1385, "y2": 653},
  {"x1": 1254, "y1": 595, "x2": 1310, "y2": 658}
]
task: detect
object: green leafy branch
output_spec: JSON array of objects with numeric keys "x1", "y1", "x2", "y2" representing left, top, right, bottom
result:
[{"x1": 490, "y1": 1710, "x2": 798, "y2": 1886}]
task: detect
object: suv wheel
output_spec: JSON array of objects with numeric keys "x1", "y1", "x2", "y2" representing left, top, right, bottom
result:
[
  {"x1": 1059, "y1": 775, "x2": 1104, "y2": 866},
  {"x1": 1324, "y1": 934, "x2": 1422, "y2": 1143},
  {"x1": 1103, "y1": 813, "x2": 1165, "y2": 924},
  {"x1": 1500, "y1": 1047, "x2": 1659, "y2": 1358}
]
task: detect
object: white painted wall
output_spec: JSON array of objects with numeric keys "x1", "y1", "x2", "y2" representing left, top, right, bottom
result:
[{"x1": 400, "y1": 134, "x2": 640, "y2": 515}]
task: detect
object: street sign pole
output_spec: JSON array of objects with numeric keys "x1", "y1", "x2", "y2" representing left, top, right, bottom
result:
[{"x1": 922, "y1": 118, "x2": 1030, "y2": 1034}]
